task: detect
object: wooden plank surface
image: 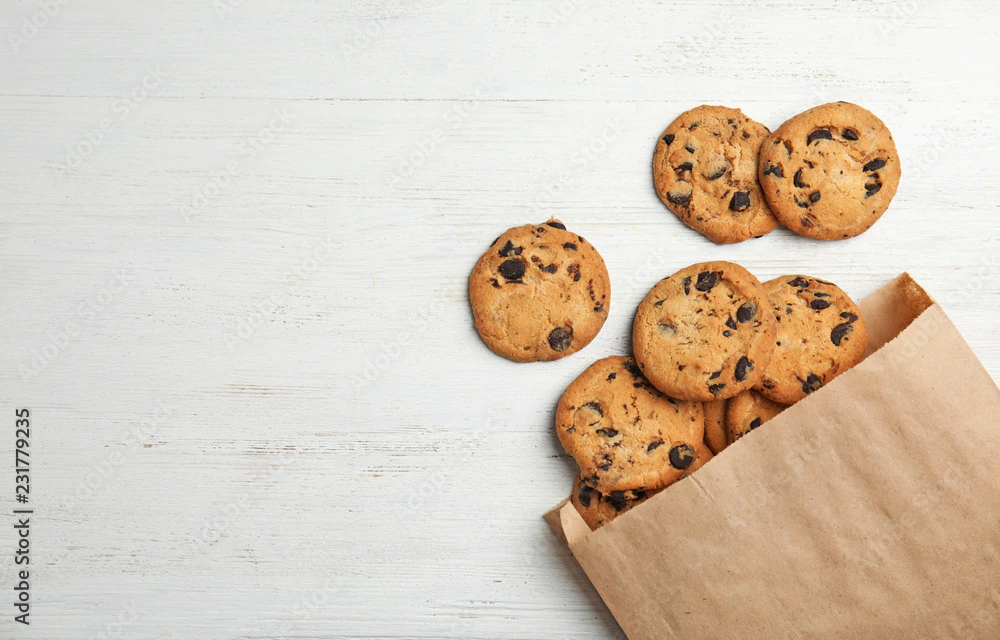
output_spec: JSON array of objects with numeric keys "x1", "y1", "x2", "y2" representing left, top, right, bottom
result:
[{"x1": 0, "y1": 1, "x2": 998, "y2": 638}]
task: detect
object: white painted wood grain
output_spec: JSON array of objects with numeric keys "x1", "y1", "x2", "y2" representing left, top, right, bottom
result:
[{"x1": 0, "y1": 0, "x2": 998, "y2": 638}]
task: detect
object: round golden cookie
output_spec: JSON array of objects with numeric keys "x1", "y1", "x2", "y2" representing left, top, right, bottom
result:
[
  {"x1": 703, "y1": 400, "x2": 728, "y2": 455},
  {"x1": 469, "y1": 220, "x2": 610, "y2": 362},
  {"x1": 571, "y1": 475, "x2": 662, "y2": 531},
  {"x1": 633, "y1": 261, "x2": 778, "y2": 402},
  {"x1": 725, "y1": 390, "x2": 787, "y2": 444},
  {"x1": 757, "y1": 276, "x2": 868, "y2": 404},
  {"x1": 570, "y1": 444, "x2": 711, "y2": 531},
  {"x1": 758, "y1": 102, "x2": 901, "y2": 240},
  {"x1": 556, "y1": 356, "x2": 704, "y2": 494},
  {"x1": 653, "y1": 105, "x2": 780, "y2": 245}
]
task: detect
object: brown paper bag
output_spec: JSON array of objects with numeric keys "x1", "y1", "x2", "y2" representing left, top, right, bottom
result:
[{"x1": 546, "y1": 273, "x2": 1000, "y2": 639}]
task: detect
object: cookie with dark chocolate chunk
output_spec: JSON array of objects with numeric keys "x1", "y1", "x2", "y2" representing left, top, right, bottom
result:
[
  {"x1": 755, "y1": 275, "x2": 868, "y2": 404},
  {"x1": 633, "y1": 261, "x2": 777, "y2": 402},
  {"x1": 758, "y1": 102, "x2": 901, "y2": 240},
  {"x1": 557, "y1": 356, "x2": 704, "y2": 494},
  {"x1": 469, "y1": 220, "x2": 610, "y2": 362},
  {"x1": 725, "y1": 390, "x2": 787, "y2": 444},
  {"x1": 570, "y1": 475, "x2": 662, "y2": 531},
  {"x1": 570, "y1": 444, "x2": 712, "y2": 531},
  {"x1": 653, "y1": 105, "x2": 780, "y2": 244}
]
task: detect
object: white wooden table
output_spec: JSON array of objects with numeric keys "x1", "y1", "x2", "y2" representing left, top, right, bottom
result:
[{"x1": 1, "y1": 1, "x2": 998, "y2": 638}]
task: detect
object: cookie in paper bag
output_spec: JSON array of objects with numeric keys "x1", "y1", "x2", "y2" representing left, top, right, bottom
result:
[
  {"x1": 757, "y1": 275, "x2": 868, "y2": 404},
  {"x1": 557, "y1": 356, "x2": 704, "y2": 494},
  {"x1": 570, "y1": 444, "x2": 711, "y2": 531},
  {"x1": 633, "y1": 261, "x2": 777, "y2": 401},
  {"x1": 725, "y1": 390, "x2": 787, "y2": 444}
]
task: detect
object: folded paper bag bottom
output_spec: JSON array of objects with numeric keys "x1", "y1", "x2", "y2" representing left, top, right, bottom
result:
[{"x1": 546, "y1": 273, "x2": 1000, "y2": 640}]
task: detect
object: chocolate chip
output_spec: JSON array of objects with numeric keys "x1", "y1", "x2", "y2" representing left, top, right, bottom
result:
[
  {"x1": 668, "y1": 191, "x2": 691, "y2": 205},
  {"x1": 548, "y1": 327, "x2": 573, "y2": 351},
  {"x1": 807, "y1": 188, "x2": 819, "y2": 202},
  {"x1": 796, "y1": 197, "x2": 809, "y2": 209},
  {"x1": 490, "y1": 236, "x2": 500, "y2": 247},
  {"x1": 865, "y1": 181, "x2": 882, "y2": 197},
  {"x1": 669, "y1": 444, "x2": 696, "y2": 470},
  {"x1": 783, "y1": 140, "x2": 793, "y2": 157},
  {"x1": 840, "y1": 312, "x2": 859, "y2": 322},
  {"x1": 540, "y1": 264, "x2": 557, "y2": 274},
  {"x1": 801, "y1": 373, "x2": 823, "y2": 394},
  {"x1": 814, "y1": 292, "x2": 829, "y2": 298},
  {"x1": 689, "y1": 122, "x2": 699, "y2": 131},
  {"x1": 499, "y1": 258, "x2": 525, "y2": 280},
  {"x1": 662, "y1": 134, "x2": 675, "y2": 145},
  {"x1": 726, "y1": 316, "x2": 738, "y2": 330},
  {"x1": 793, "y1": 169, "x2": 807, "y2": 188},
  {"x1": 709, "y1": 370, "x2": 721, "y2": 380},
  {"x1": 598, "y1": 455, "x2": 613, "y2": 471},
  {"x1": 578, "y1": 484, "x2": 599, "y2": 508},
  {"x1": 695, "y1": 271, "x2": 718, "y2": 292},
  {"x1": 563, "y1": 242, "x2": 577, "y2": 251},
  {"x1": 723, "y1": 330, "x2": 732, "y2": 337},
  {"x1": 810, "y1": 299, "x2": 831, "y2": 310},
  {"x1": 748, "y1": 417, "x2": 762, "y2": 431},
  {"x1": 581, "y1": 401, "x2": 602, "y2": 416},
  {"x1": 677, "y1": 162, "x2": 693, "y2": 172},
  {"x1": 685, "y1": 144, "x2": 696, "y2": 153},
  {"x1": 623, "y1": 360, "x2": 643, "y2": 378},
  {"x1": 536, "y1": 227, "x2": 546, "y2": 233},
  {"x1": 863, "y1": 158, "x2": 886, "y2": 172},
  {"x1": 546, "y1": 221, "x2": 567, "y2": 230},
  {"x1": 567, "y1": 264, "x2": 581, "y2": 281},
  {"x1": 831, "y1": 323, "x2": 854, "y2": 346},
  {"x1": 742, "y1": 131, "x2": 750, "y2": 139},
  {"x1": 498, "y1": 240, "x2": 522, "y2": 257},
  {"x1": 800, "y1": 216, "x2": 814, "y2": 228},
  {"x1": 607, "y1": 372, "x2": 616, "y2": 381},
  {"x1": 762, "y1": 164, "x2": 784, "y2": 178},
  {"x1": 594, "y1": 306, "x2": 605, "y2": 313},
  {"x1": 735, "y1": 356, "x2": 753, "y2": 382},
  {"x1": 606, "y1": 491, "x2": 629, "y2": 511},
  {"x1": 596, "y1": 428, "x2": 619, "y2": 438},
  {"x1": 787, "y1": 277, "x2": 808, "y2": 289},
  {"x1": 709, "y1": 383, "x2": 726, "y2": 395},
  {"x1": 489, "y1": 278, "x2": 500, "y2": 288},
  {"x1": 683, "y1": 276, "x2": 692, "y2": 295},
  {"x1": 807, "y1": 129, "x2": 833, "y2": 145},
  {"x1": 843, "y1": 128, "x2": 859, "y2": 141},
  {"x1": 736, "y1": 302, "x2": 757, "y2": 323},
  {"x1": 647, "y1": 440, "x2": 664, "y2": 452},
  {"x1": 707, "y1": 166, "x2": 727, "y2": 180},
  {"x1": 729, "y1": 191, "x2": 751, "y2": 212}
]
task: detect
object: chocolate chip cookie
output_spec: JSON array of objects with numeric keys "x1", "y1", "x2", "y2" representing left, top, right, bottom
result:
[
  {"x1": 469, "y1": 220, "x2": 610, "y2": 362},
  {"x1": 556, "y1": 356, "x2": 705, "y2": 494},
  {"x1": 571, "y1": 443, "x2": 711, "y2": 531},
  {"x1": 653, "y1": 105, "x2": 780, "y2": 245},
  {"x1": 703, "y1": 400, "x2": 728, "y2": 455},
  {"x1": 571, "y1": 475, "x2": 662, "y2": 531},
  {"x1": 758, "y1": 102, "x2": 901, "y2": 240},
  {"x1": 633, "y1": 261, "x2": 778, "y2": 402},
  {"x1": 725, "y1": 390, "x2": 787, "y2": 444},
  {"x1": 756, "y1": 276, "x2": 868, "y2": 404}
]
